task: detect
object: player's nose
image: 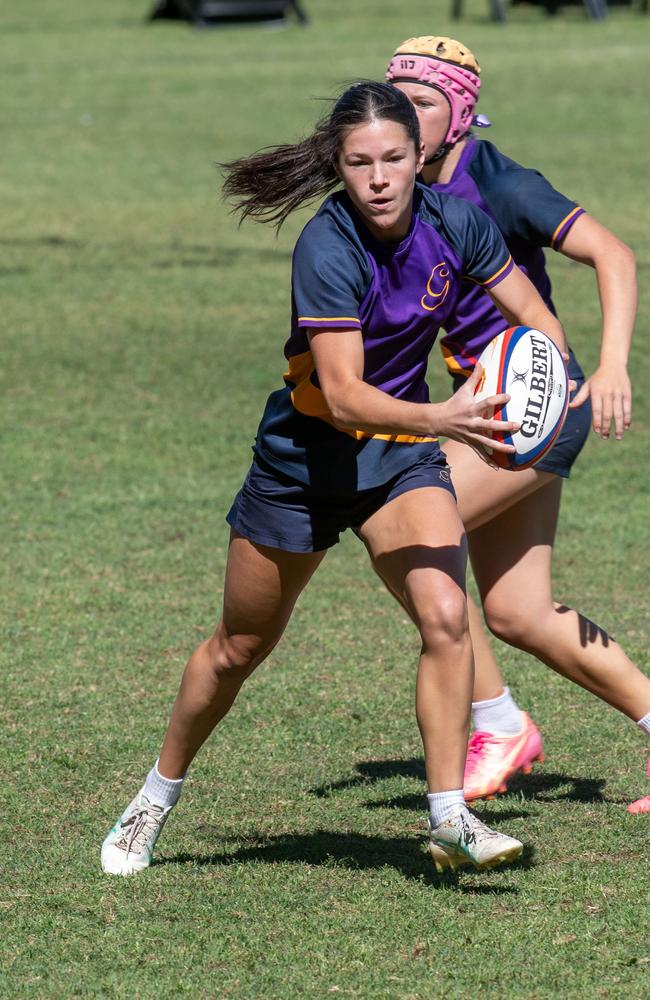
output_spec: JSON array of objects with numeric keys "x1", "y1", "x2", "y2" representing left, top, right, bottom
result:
[{"x1": 369, "y1": 162, "x2": 388, "y2": 188}]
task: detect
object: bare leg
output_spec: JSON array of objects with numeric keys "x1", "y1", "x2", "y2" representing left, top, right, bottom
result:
[
  {"x1": 100, "y1": 531, "x2": 327, "y2": 876},
  {"x1": 158, "y1": 531, "x2": 326, "y2": 777},
  {"x1": 468, "y1": 481, "x2": 650, "y2": 721},
  {"x1": 446, "y1": 440, "x2": 556, "y2": 535},
  {"x1": 444, "y1": 439, "x2": 556, "y2": 705},
  {"x1": 359, "y1": 487, "x2": 472, "y2": 792},
  {"x1": 466, "y1": 595, "x2": 505, "y2": 702},
  {"x1": 359, "y1": 485, "x2": 525, "y2": 869}
]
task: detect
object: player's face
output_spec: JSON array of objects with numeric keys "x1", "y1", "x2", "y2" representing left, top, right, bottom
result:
[
  {"x1": 393, "y1": 83, "x2": 450, "y2": 161},
  {"x1": 337, "y1": 119, "x2": 425, "y2": 242}
]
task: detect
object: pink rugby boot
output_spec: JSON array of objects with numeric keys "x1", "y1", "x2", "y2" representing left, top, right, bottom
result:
[
  {"x1": 464, "y1": 712, "x2": 544, "y2": 802},
  {"x1": 627, "y1": 758, "x2": 650, "y2": 814}
]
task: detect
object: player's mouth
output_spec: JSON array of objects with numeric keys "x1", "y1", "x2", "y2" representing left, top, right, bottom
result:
[{"x1": 368, "y1": 197, "x2": 394, "y2": 212}]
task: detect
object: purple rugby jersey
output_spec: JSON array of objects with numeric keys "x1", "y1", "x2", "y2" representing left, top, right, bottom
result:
[
  {"x1": 253, "y1": 186, "x2": 513, "y2": 493},
  {"x1": 431, "y1": 137, "x2": 584, "y2": 379}
]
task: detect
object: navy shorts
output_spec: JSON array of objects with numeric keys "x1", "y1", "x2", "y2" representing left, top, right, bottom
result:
[
  {"x1": 535, "y1": 350, "x2": 592, "y2": 477},
  {"x1": 226, "y1": 450, "x2": 456, "y2": 553},
  {"x1": 453, "y1": 349, "x2": 592, "y2": 479}
]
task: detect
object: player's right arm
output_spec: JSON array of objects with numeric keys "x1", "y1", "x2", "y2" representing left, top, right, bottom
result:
[
  {"x1": 308, "y1": 327, "x2": 516, "y2": 464},
  {"x1": 295, "y1": 202, "x2": 516, "y2": 462}
]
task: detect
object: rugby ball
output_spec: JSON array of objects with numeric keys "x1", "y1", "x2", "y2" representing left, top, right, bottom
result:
[{"x1": 473, "y1": 326, "x2": 569, "y2": 471}]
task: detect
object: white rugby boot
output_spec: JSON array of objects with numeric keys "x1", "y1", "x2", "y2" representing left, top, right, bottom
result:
[
  {"x1": 428, "y1": 804, "x2": 523, "y2": 872},
  {"x1": 101, "y1": 789, "x2": 172, "y2": 876}
]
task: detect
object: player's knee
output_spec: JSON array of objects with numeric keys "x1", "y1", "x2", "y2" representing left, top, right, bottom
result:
[
  {"x1": 418, "y1": 588, "x2": 469, "y2": 651},
  {"x1": 205, "y1": 631, "x2": 276, "y2": 681},
  {"x1": 483, "y1": 601, "x2": 537, "y2": 650}
]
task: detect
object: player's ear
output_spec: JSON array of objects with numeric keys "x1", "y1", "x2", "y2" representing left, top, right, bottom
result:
[{"x1": 416, "y1": 141, "x2": 426, "y2": 173}]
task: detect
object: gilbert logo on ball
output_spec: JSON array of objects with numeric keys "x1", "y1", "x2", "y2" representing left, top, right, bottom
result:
[{"x1": 473, "y1": 326, "x2": 569, "y2": 470}]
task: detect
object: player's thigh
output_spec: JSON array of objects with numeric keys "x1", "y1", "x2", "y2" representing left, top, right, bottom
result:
[
  {"x1": 358, "y1": 487, "x2": 468, "y2": 632},
  {"x1": 222, "y1": 530, "x2": 326, "y2": 642},
  {"x1": 442, "y1": 438, "x2": 556, "y2": 533},
  {"x1": 468, "y1": 477, "x2": 562, "y2": 626}
]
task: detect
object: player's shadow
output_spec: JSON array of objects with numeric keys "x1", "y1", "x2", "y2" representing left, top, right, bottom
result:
[
  {"x1": 160, "y1": 830, "x2": 534, "y2": 893},
  {"x1": 310, "y1": 757, "x2": 621, "y2": 807},
  {"x1": 504, "y1": 769, "x2": 626, "y2": 804},
  {"x1": 363, "y1": 795, "x2": 530, "y2": 822}
]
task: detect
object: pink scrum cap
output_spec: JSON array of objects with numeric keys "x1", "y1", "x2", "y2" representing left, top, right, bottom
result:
[{"x1": 386, "y1": 36, "x2": 487, "y2": 147}]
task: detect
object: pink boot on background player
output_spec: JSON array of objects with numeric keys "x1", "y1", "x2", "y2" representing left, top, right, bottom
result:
[
  {"x1": 464, "y1": 712, "x2": 544, "y2": 802},
  {"x1": 627, "y1": 759, "x2": 650, "y2": 814}
]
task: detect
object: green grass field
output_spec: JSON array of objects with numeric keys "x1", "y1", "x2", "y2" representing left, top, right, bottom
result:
[{"x1": 1, "y1": 1, "x2": 649, "y2": 996}]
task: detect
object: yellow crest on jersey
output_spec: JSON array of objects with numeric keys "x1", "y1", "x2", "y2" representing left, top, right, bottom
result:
[{"x1": 421, "y1": 262, "x2": 450, "y2": 313}]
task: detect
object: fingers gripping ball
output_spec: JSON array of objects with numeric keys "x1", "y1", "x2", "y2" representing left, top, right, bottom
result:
[{"x1": 473, "y1": 326, "x2": 569, "y2": 470}]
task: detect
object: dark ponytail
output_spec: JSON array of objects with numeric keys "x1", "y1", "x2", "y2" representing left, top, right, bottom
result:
[{"x1": 221, "y1": 81, "x2": 420, "y2": 230}]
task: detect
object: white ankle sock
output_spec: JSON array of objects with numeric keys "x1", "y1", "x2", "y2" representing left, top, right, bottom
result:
[
  {"x1": 636, "y1": 711, "x2": 650, "y2": 737},
  {"x1": 427, "y1": 789, "x2": 466, "y2": 827},
  {"x1": 143, "y1": 760, "x2": 185, "y2": 809},
  {"x1": 472, "y1": 686, "x2": 523, "y2": 737}
]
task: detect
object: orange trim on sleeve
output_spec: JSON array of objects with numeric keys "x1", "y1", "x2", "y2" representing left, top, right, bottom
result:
[
  {"x1": 475, "y1": 254, "x2": 513, "y2": 287},
  {"x1": 298, "y1": 316, "x2": 361, "y2": 324},
  {"x1": 550, "y1": 207, "x2": 583, "y2": 248}
]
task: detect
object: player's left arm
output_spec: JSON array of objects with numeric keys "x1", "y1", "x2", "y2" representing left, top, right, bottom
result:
[{"x1": 557, "y1": 213, "x2": 636, "y2": 439}]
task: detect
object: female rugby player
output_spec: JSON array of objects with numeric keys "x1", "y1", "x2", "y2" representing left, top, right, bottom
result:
[
  {"x1": 386, "y1": 37, "x2": 650, "y2": 812},
  {"x1": 101, "y1": 83, "x2": 578, "y2": 877}
]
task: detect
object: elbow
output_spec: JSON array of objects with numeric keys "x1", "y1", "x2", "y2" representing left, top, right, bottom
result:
[
  {"x1": 597, "y1": 236, "x2": 636, "y2": 276},
  {"x1": 609, "y1": 236, "x2": 636, "y2": 272},
  {"x1": 604, "y1": 239, "x2": 637, "y2": 297},
  {"x1": 619, "y1": 240, "x2": 637, "y2": 277},
  {"x1": 322, "y1": 383, "x2": 359, "y2": 431},
  {"x1": 328, "y1": 396, "x2": 355, "y2": 431}
]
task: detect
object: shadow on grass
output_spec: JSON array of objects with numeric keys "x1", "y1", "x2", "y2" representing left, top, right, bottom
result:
[
  {"x1": 506, "y1": 770, "x2": 627, "y2": 805},
  {"x1": 152, "y1": 245, "x2": 293, "y2": 269},
  {"x1": 159, "y1": 830, "x2": 535, "y2": 893},
  {"x1": 310, "y1": 758, "x2": 625, "y2": 806},
  {"x1": 0, "y1": 234, "x2": 293, "y2": 269},
  {"x1": 0, "y1": 235, "x2": 87, "y2": 248},
  {"x1": 311, "y1": 757, "x2": 426, "y2": 796},
  {"x1": 364, "y1": 796, "x2": 531, "y2": 822}
]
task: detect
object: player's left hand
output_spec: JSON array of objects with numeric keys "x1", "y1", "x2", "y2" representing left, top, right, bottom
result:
[{"x1": 569, "y1": 362, "x2": 632, "y2": 440}]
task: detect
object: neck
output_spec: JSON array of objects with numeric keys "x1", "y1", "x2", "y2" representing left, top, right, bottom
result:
[
  {"x1": 366, "y1": 207, "x2": 413, "y2": 244},
  {"x1": 420, "y1": 137, "x2": 468, "y2": 186}
]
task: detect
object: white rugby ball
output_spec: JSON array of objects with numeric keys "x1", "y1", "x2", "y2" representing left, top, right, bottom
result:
[{"x1": 473, "y1": 326, "x2": 569, "y2": 471}]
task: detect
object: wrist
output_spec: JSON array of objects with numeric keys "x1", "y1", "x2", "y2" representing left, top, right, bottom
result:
[
  {"x1": 427, "y1": 401, "x2": 447, "y2": 439},
  {"x1": 598, "y1": 352, "x2": 629, "y2": 370}
]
